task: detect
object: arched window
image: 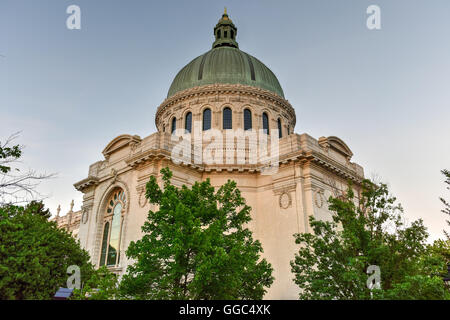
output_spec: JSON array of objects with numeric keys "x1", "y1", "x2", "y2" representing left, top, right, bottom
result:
[
  {"x1": 171, "y1": 117, "x2": 176, "y2": 134},
  {"x1": 287, "y1": 125, "x2": 290, "y2": 135},
  {"x1": 99, "y1": 222, "x2": 109, "y2": 266},
  {"x1": 224, "y1": 31, "x2": 228, "y2": 38},
  {"x1": 277, "y1": 118, "x2": 283, "y2": 139},
  {"x1": 203, "y1": 108, "x2": 211, "y2": 131},
  {"x1": 100, "y1": 189, "x2": 126, "y2": 267},
  {"x1": 223, "y1": 107, "x2": 232, "y2": 130},
  {"x1": 217, "y1": 30, "x2": 221, "y2": 39},
  {"x1": 231, "y1": 30, "x2": 235, "y2": 39},
  {"x1": 262, "y1": 112, "x2": 269, "y2": 135},
  {"x1": 244, "y1": 109, "x2": 252, "y2": 131},
  {"x1": 185, "y1": 112, "x2": 192, "y2": 133}
]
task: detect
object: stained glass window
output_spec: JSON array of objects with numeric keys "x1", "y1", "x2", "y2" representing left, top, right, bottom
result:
[
  {"x1": 99, "y1": 190, "x2": 126, "y2": 267},
  {"x1": 107, "y1": 202, "x2": 122, "y2": 266},
  {"x1": 244, "y1": 109, "x2": 252, "y2": 131},
  {"x1": 223, "y1": 107, "x2": 232, "y2": 130},
  {"x1": 203, "y1": 109, "x2": 211, "y2": 131}
]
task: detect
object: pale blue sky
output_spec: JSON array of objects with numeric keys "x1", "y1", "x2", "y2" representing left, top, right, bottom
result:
[{"x1": 1, "y1": 0, "x2": 449, "y2": 241}]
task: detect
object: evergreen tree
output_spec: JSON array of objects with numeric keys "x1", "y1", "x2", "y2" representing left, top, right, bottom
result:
[{"x1": 0, "y1": 201, "x2": 94, "y2": 299}]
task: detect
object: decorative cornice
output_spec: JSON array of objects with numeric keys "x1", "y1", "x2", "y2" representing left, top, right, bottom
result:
[
  {"x1": 74, "y1": 176, "x2": 99, "y2": 192},
  {"x1": 318, "y1": 136, "x2": 353, "y2": 161},
  {"x1": 125, "y1": 149, "x2": 172, "y2": 168},
  {"x1": 102, "y1": 134, "x2": 142, "y2": 160},
  {"x1": 307, "y1": 151, "x2": 363, "y2": 183},
  {"x1": 122, "y1": 142, "x2": 363, "y2": 184}
]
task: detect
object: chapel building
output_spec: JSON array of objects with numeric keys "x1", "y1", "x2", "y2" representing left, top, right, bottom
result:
[{"x1": 53, "y1": 10, "x2": 365, "y2": 299}]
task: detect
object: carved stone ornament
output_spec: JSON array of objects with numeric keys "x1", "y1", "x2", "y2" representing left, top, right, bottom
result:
[
  {"x1": 138, "y1": 188, "x2": 148, "y2": 208},
  {"x1": 279, "y1": 192, "x2": 291, "y2": 209},
  {"x1": 110, "y1": 168, "x2": 119, "y2": 185},
  {"x1": 81, "y1": 210, "x2": 89, "y2": 224},
  {"x1": 314, "y1": 189, "x2": 325, "y2": 208}
]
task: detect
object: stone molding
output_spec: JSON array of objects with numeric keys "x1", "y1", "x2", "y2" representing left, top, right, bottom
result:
[{"x1": 74, "y1": 176, "x2": 99, "y2": 192}]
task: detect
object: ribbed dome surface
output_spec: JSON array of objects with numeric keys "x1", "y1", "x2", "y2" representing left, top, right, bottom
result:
[{"x1": 167, "y1": 46, "x2": 285, "y2": 99}]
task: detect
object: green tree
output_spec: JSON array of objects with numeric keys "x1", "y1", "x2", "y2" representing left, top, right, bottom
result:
[
  {"x1": 291, "y1": 180, "x2": 449, "y2": 300},
  {"x1": 380, "y1": 239, "x2": 450, "y2": 300},
  {"x1": 440, "y1": 169, "x2": 450, "y2": 239},
  {"x1": 120, "y1": 167, "x2": 273, "y2": 299},
  {"x1": 0, "y1": 201, "x2": 94, "y2": 299},
  {"x1": 71, "y1": 266, "x2": 119, "y2": 300}
]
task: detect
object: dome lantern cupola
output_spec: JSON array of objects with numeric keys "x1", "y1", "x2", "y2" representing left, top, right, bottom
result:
[
  {"x1": 166, "y1": 9, "x2": 286, "y2": 99},
  {"x1": 212, "y1": 8, "x2": 238, "y2": 49}
]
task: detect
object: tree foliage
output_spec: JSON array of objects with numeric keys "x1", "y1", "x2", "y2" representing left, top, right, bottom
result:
[
  {"x1": 440, "y1": 169, "x2": 450, "y2": 239},
  {"x1": 0, "y1": 201, "x2": 94, "y2": 299},
  {"x1": 0, "y1": 135, "x2": 21, "y2": 174},
  {"x1": 380, "y1": 239, "x2": 450, "y2": 299},
  {"x1": 120, "y1": 167, "x2": 274, "y2": 299},
  {"x1": 71, "y1": 266, "x2": 119, "y2": 300},
  {"x1": 291, "y1": 180, "x2": 449, "y2": 300}
]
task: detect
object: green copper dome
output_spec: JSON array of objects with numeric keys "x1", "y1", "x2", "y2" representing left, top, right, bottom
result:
[{"x1": 167, "y1": 10, "x2": 285, "y2": 99}]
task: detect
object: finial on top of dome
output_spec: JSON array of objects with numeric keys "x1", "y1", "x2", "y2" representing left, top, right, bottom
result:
[
  {"x1": 223, "y1": 7, "x2": 229, "y2": 20},
  {"x1": 213, "y1": 9, "x2": 238, "y2": 49}
]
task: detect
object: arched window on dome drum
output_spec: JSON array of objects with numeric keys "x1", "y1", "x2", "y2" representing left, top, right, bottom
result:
[
  {"x1": 224, "y1": 31, "x2": 228, "y2": 38},
  {"x1": 262, "y1": 112, "x2": 269, "y2": 135},
  {"x1": 278, "y1": 118, "x2": 283, "y2": 139},
  {"x1": 231, "y1": 30, "x2": 235, "y2": 39},
  {"x1": 171, "y1": 117, "x2": 176, "y2": 135},
  {"x1": 203, "y1": 109, "x2": 211, "y2": 131},
  {"x1": 99, "y1": 189, "x2": 126, "y2": 267},
  {"x1": 217, "y1": 30, "x2": 221, "y2": 39},
  {"x1": 244, "y1": 109, "x2": 252, "y2": 131},
  {"x1": 185, "y1": 112, "x2": 192, "y2": 134},
  {"x1": 223, "y1": 107, "x2": 232, "y2": 130}
]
